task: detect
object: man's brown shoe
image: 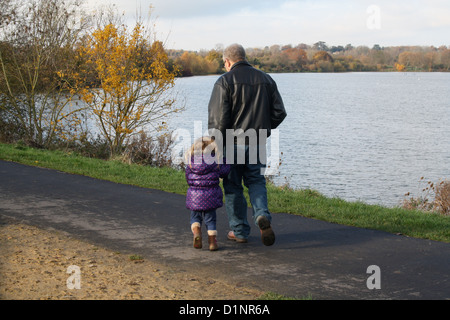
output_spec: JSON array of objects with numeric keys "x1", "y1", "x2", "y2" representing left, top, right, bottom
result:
[
  {"x1": 257, "y1": 216, "x2": 275, "y2": 246},
  {"x1": 227, "y1": 231, "x2": 248, "y2": 243}
]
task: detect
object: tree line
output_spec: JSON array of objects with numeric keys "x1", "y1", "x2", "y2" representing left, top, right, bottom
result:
[{"x1": 168, "y1": 42, "x2": 450, "y2": 76}]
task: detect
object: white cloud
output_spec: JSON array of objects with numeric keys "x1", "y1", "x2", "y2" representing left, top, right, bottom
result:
[{"x1": 85, "y1": 0, "x2": 450, "y2": 50}]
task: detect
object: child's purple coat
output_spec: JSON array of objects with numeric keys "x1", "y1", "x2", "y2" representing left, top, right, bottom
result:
[{"x1": 185, "y1": 157, "x2": 230, "y2": 211}]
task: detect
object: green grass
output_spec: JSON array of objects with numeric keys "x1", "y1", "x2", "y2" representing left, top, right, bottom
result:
[
  {"x1": 1, "y1": 142, "x2": 449, "y2": 243},
  {"x1": 266, "y1": 184, "x2": 450, "y2": 242},
  {"x1": 129, "y1": 254, "x2": 144, "y2": 261}
]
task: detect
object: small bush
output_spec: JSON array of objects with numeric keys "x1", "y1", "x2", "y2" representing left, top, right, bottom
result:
[
  {"x1": 434, "y1": 180, "x2": 450, "y2": 215},
  {"x1": 0, "y1": 106, "x2": 26, "y2": 143},
  {"x1": 403, "y1": 177, "x2": 450, "y2": 215},
  {"x1": 124, "y1": 131, "x2": 176, "y2": 168},
  {"x1": 50, "y1": 134, "x2": 111, "y2": 160}
]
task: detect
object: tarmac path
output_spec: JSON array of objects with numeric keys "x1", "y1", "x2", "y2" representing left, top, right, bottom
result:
[{"x1": 0, "y1": 160, "x2": 449, "y2": 300}]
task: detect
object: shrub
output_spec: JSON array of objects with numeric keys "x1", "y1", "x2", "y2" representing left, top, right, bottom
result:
[
  {"x1": 124, "y1": 131, "x2": 176, "y2": 168},
  {"x1": 402, "y1": 177, "x2": 450, "y2": 215},
  {"x1": 434, "y1": 180, "x2": 450, "y2": 215}
]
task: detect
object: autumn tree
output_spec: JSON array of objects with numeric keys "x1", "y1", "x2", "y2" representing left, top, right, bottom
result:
[
  {"x1": 76, "y1": 17, "x2": 180, "y2": 157},
  {"x1": 398, "y1": 52, "x2": 424, "y2": 71},
  {"x1": 206, "y1": 49, "x2": 224, "y2": 72},
  {"x1": 313, "y1": 51, "x2": 334, "y2": 62},
  {"x1": 281, "y1": 47, "x2": 308, "y2": 70},
  {"x1": 395, "y1": 63, "x2": 406, "y2": 72},
  {"x1": 0, "y1": 0, "x2": 88, "y2": 147},
  {"x1": 440, "y1": 48, "x2": 450, "y2": 71},
  {"x1": 313, "y1": 41, "x2": 329, "y2": 51},
  {"x1": 177, "y1": 51, "x2": 220, "y2": 76}
]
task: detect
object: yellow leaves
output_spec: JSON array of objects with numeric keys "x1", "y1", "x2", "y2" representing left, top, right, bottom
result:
[
  {"x1": 395, "y1": 63, "x2": 405, "y2": 72},
  {"x1": 178, "y1": 51, "x2": 219, "y2": 76},
  {"x1": 79, "y1": 23, "x2": 175, "y2": 99},
  {"x1": 71, "y1": 20, "x2": 178, "y2": 156}
]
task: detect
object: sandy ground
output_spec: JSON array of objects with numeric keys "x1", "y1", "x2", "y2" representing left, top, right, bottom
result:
[{"x1": 0, "y1": 219, "x2": 263, "y2": 300}]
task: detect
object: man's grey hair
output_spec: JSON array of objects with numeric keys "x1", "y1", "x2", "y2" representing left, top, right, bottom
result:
[{"x1": 223, "y1": 44, "x2": 246, "y2": 62}]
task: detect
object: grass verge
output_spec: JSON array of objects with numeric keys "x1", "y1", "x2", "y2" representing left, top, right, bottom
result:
[{"x1": 1, "y1": 142, "x2": 449, "y2": 243}]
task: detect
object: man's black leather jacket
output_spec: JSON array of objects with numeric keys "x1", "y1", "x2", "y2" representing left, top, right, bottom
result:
[{"x1": 208, "y1": 61, "x2": 287, "y2": 144}]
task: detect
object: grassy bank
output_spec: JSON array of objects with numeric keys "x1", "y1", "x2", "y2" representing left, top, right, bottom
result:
[{"x1": 1, "y1": 142, "x2": 449, "y2": 243}]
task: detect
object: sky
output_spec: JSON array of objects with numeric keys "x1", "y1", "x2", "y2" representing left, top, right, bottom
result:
[{"x1": 86, "y1": 0, "x2": 450, "y2": 51}]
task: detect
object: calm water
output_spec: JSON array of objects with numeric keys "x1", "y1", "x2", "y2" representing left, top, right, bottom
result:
[{"x1": 168, "y1": 72, "x2": 450, "y2": 207}]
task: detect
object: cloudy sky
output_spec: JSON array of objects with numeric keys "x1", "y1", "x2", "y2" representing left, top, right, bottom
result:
[{"x1": 86, "y1": 0, "x2": 450, "y2": 50}]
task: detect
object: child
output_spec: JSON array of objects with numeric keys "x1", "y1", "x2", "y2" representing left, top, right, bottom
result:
[{"x1": 185, "y1": 137, "x2": 230, "y2": 251}]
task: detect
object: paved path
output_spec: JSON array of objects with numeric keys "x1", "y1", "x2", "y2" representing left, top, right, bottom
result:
[{"x1": 0, "y1": 160, "x2": 449, "y2": 300}]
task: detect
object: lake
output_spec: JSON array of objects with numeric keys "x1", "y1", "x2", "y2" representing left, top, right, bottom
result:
[{"x1": 168, "y1": 72, "x2": 450, "y2": 208}]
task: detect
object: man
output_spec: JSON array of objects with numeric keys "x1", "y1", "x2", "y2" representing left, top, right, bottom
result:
[{"x1": 208, "y1": 44, "x2": 287, "y2": 246}]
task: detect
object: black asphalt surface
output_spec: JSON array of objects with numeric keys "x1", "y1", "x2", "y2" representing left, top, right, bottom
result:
[{"x1": 0, "y1": 160, "x2": 449, "y2": 300}]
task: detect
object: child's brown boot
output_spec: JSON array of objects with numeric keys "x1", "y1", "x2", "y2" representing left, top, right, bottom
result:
[
  {"x1": 208, "y1": 230, "x2": 218, "y2": 251},
  {"x1": 191, "y1": 222, "x2": 202, "y2": 249}
]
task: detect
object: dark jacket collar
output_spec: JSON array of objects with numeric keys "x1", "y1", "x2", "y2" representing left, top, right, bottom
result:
[{"x1": 230, "y1": 60, "x2": 251, "y2": 71}]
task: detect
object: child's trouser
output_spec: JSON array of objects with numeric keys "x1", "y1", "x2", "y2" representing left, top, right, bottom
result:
[{"x1": 190, "y1": 210, "x2": 217, "y2": 231}]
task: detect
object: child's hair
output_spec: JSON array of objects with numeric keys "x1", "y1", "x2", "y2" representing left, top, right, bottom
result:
[{"x1": 185, "y1": 136, "x2": 221, "y2": 165}]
